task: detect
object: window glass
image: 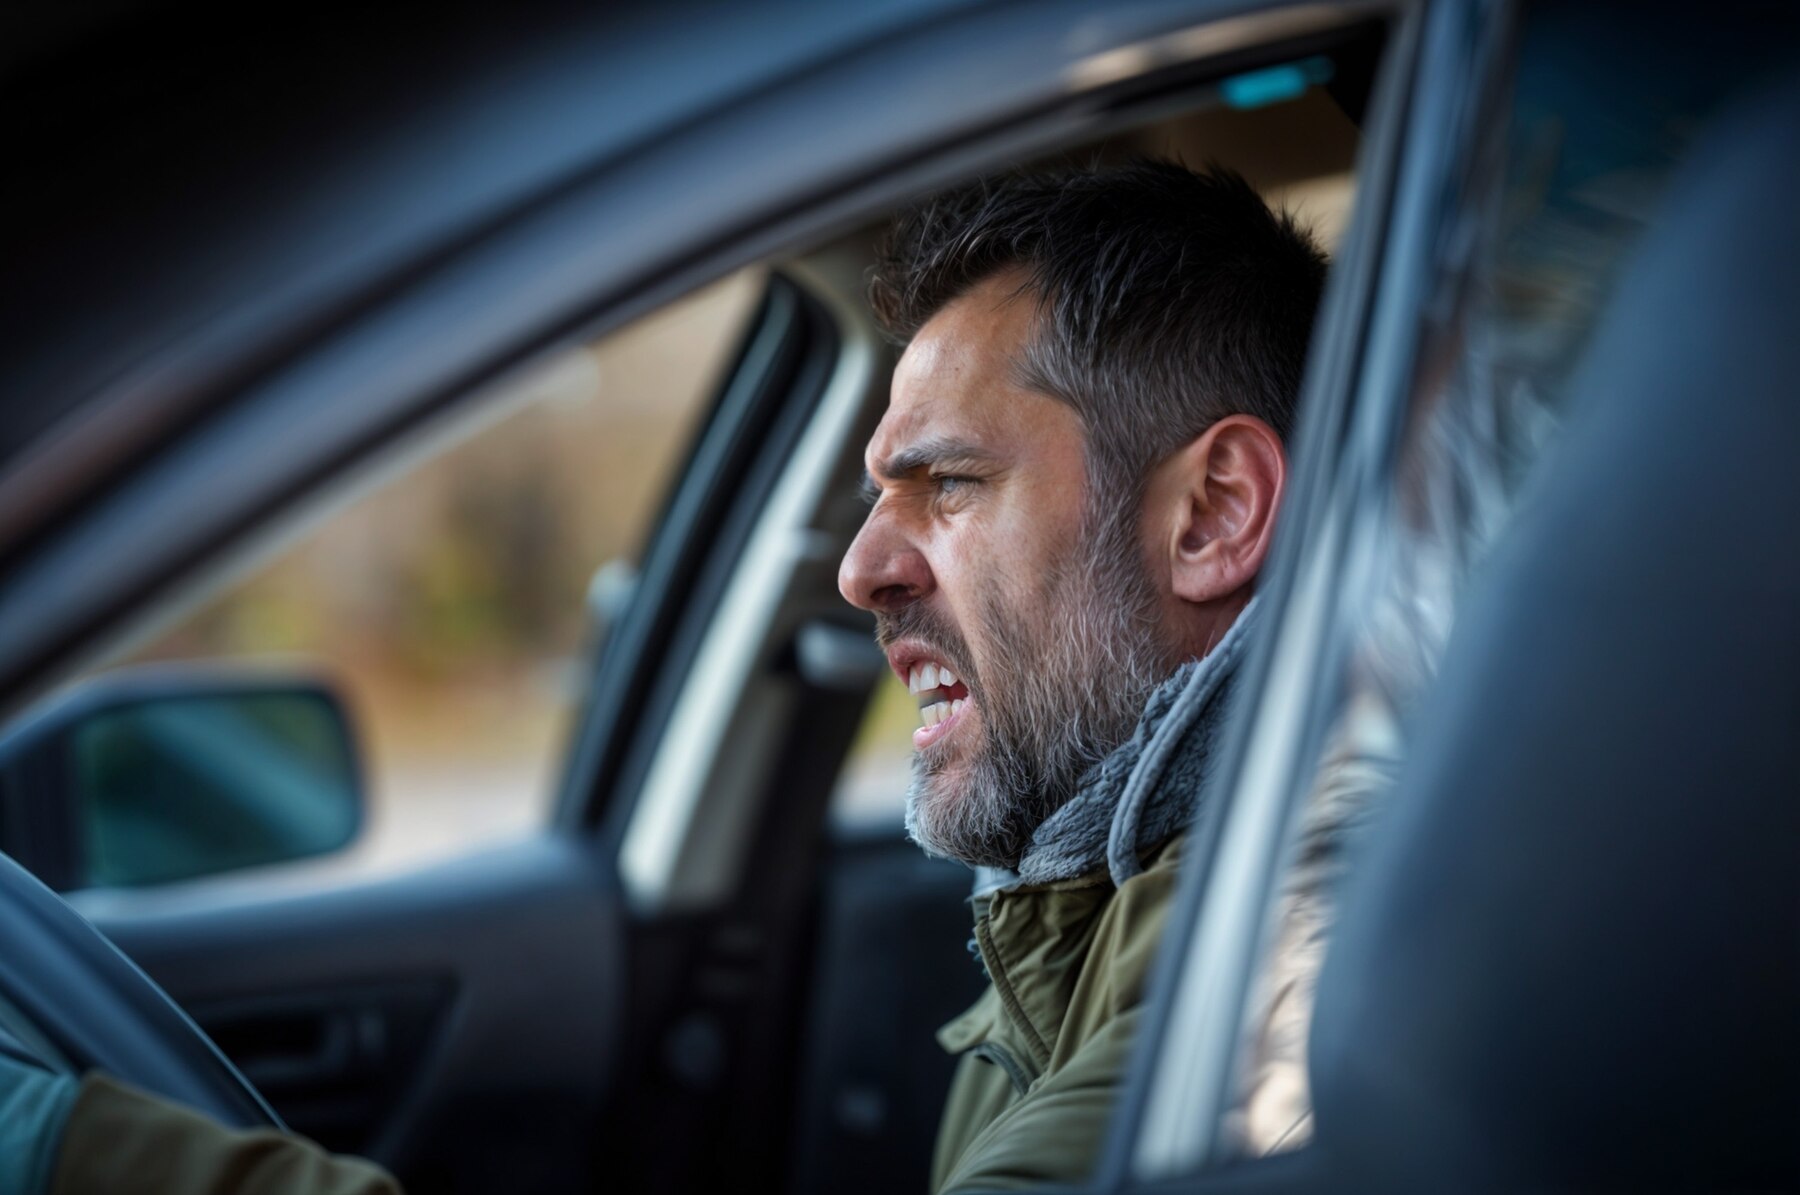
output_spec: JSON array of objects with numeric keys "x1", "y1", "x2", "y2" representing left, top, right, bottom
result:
[
  {"x1": 87, "y1": 270, "x2": 765, "y2": 881},
  {"x1": 1226, "y1": 2, "x2": 1793, "y2": 1160}
]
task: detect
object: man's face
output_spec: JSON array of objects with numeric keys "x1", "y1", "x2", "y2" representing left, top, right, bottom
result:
[{"x1": 839, "y1": 273, "x2": 1174, "y2": 868}]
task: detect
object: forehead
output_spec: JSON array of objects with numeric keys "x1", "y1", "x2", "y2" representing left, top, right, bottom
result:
[{"x1": 867, "y1": 273, "x2": 1059, "y2": 468}]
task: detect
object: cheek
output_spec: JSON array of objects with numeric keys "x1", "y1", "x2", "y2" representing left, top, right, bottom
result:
[
  {"x1": 915, "y1": 525, "x2": 1007, "y2": 679},
  {"x1": 993, "y1": 486, "x2": 1085, "y2": 594},
  {"x1": 932, "y1": 510, "x2": 1027, "y2": 600},
  {"x1": 922, "y1": 529, "x2": 983, "y2": 631},
  {"x1": 931, "y1": 498, "x2": 1075, "y2": 646}
]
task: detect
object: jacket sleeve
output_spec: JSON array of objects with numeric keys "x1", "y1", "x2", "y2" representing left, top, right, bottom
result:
[
  {"x1": 935, "y1": 1010, "x2": 1140, "y2": 1194},
  {"x1": 51, "y1": 1074, "x2": 402, "y2": 1195}
]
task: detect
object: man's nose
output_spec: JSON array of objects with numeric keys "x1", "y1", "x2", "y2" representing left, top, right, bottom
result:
[{"x1": 839, "y1": 515, "x2": 933, "y2": 612}]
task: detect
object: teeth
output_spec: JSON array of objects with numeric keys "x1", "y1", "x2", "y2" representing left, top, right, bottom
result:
[
  {"x1": 918, "y1": 697, "x2": 970, "y2": 730},
  {"x1": 906, "y1": 660, "x2": 962, "y2": 699},
  {"x1": 909, "y1": 661, "x2": 958, "y2": 694}
]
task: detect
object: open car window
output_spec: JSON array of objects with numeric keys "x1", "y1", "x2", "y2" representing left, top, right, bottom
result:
[{"x1": 71, "y1": 271, "x2": 764, "y2": 886}]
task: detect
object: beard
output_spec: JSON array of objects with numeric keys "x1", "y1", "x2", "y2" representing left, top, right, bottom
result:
[{"x1": 876, "y1": 494, "x2": 1176, "y2": 869}]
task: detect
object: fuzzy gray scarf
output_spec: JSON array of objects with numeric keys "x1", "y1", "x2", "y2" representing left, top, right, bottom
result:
[{"x1": 976, "y1": 600, "x2": 1260, "y2": 895}]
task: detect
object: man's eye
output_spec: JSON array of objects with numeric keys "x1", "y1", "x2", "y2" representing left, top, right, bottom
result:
[{"x1": 934, "y1": 474, "x2": 976, "y2": 495}]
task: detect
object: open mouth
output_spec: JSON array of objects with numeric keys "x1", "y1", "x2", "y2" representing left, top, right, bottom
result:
[{"x1": 907, "y1": 659, "x2": 972, "y2": 747}]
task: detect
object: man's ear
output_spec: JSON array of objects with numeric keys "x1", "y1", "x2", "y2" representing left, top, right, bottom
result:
[{"x1": 1160, "y1": 414, "x2": 1287, "y2": 605}]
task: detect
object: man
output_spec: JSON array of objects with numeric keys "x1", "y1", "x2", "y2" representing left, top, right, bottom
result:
[{"x1": 839, "y1": 159, "x2": 1325, "y2": 1192}]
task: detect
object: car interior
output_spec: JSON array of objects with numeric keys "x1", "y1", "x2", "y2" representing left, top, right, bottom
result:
[
  {"x1": 0, "y1": 2, "x2": 1793, "y2": 1194},
  {"x1": 0, "y1": 17, "x2": 1386, "y2": 1194}
]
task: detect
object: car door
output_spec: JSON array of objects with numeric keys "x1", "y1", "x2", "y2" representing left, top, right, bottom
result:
[
  {"x1": 1098, "y1": 0, "x2": 1800, "y2": 1191},
  {"x1": 0, "y1": 2, "x2": 1404, "y2": 1193}
]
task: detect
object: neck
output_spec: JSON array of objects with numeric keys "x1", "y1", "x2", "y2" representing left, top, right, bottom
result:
[{"x1": 1173, "y1": 588, "x2": 1253, "y2": 663}]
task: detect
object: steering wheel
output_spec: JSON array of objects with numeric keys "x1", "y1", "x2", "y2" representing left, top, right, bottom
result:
[{"x1": 0, "y1": 852, "x2": 277, "y2": 1128}]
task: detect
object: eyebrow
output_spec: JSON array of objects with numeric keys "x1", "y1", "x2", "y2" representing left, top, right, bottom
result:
[
  {"x1": 869, "y1": 436, "x2": 999, "y2": 483},
  {"x1": 860, "y1": 437, "x2": 998, "y2": 507}
]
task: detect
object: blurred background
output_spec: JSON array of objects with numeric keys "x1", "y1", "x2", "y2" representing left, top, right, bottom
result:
[{"x1": 95, "y1": 272, "x2": 762, "y2": 874}]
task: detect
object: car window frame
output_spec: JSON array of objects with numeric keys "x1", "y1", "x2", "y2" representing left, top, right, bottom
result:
[{"x1": 556, "y1": 270, "x2": 858, "y2": 903}]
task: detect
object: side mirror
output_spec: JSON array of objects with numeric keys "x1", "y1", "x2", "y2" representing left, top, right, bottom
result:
[{"x1": 0, "y1": 668, "x2": 365, "y2": 891}]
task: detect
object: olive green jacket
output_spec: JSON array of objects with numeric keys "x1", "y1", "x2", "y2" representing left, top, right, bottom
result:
[
  {"x1": 51, "y1": 1075, "x2": 399, "y2": 1195},
  {"x1": 931, "y1": 835, "x2": 1183, "y2": 1194}
]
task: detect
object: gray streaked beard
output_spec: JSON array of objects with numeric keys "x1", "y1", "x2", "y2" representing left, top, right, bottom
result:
[{"x1": 881, "y1": 490, "x2": 1174, "y2": 870}]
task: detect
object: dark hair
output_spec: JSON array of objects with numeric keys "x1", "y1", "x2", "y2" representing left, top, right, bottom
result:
[{"x1": 869, "y1": 159, "x2": 1327, "y2": 500}]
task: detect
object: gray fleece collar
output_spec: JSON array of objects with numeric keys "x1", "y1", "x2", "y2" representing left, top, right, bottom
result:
[{"x1": 995, "y1": 599, "x2": 1259, "y2": 891}]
